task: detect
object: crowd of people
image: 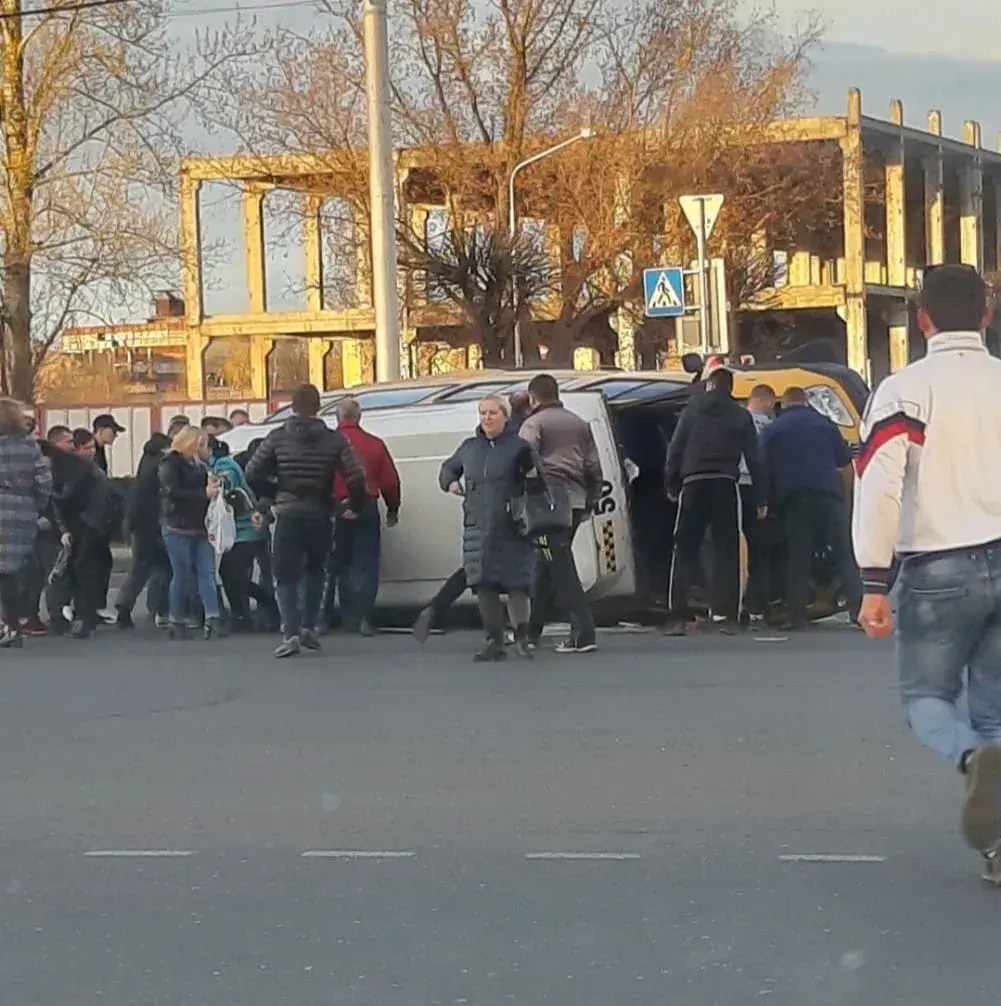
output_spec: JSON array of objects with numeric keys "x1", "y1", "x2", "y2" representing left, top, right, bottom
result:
[{"x1": 0, "y1": 355, "x2": 863, "y2": 659}]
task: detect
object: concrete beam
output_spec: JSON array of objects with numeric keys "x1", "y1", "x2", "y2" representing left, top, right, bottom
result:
[
  {"x1": 924, "y1": 110, "x2": 945, "y2": 266},
  {"x1": 199, "y1": 309, "x2": 377, "y2": 338},
  {"x1": 841, "y1": 89, "x2": 868, "y2": 376},
  {"x1": 179, "y1": 173, "x2": 203, "y2": 326},
  {"x1": 742, "y1": 285, "x2": 846, "y2": 312},
  {"x1": 885, "y1": 100, "x2": 907, "y2": 289},
  {"x1": 242, "y1": 185, "x2": 268, "y2": 314},
  {"x1": 960, "y1": 120, "x2": 984, "y2": 270}
]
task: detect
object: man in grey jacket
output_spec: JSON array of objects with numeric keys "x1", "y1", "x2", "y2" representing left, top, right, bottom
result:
[{"x1": 519, "y1": 373, "x2": 603, "y2": 653}]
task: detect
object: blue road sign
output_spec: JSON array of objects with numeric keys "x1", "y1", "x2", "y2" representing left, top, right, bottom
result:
[{"x1": 643, "y1": 267, "x2": 685, "y2": 318}]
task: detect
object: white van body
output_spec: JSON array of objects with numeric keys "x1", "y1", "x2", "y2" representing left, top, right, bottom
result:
[{"x1": 221, "y1": 379, "x2": 650, "y2": 610}]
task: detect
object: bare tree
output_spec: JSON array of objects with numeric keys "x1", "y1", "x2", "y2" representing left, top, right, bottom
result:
[
  {"x1": 397, "y1": 219, "x2": 553, "y2": 365},
  {"x1": 222, "y1": 0, "x2": 827, "y2": 368},
  {"x1": 0, "y1": 0, "x2": 256, "y2": 401}
]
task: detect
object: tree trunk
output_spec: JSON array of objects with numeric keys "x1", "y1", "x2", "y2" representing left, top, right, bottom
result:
[
  {"x1": 1, "y1": 1, "x2": 37, "y2": 402},
  {"x1": 544, "y1": 327, "x2": 575, "y2": 368},
  {"x1": 2, "y1": 257, "x2": 33, "y2": 401}
]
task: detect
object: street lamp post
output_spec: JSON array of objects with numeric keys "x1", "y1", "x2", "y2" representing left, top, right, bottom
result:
[
  {"x1": 508, "y1": 128, "x2": 594, "y2": 369},
  {"x1": 363, "y1": 0, "x2": 401, "y2": 383}
]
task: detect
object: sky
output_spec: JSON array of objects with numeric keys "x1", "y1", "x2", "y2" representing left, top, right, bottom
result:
[
  {"x1": 183, "y1": 0, "x2": 1001, "y2": 315},
  {"x1": 758, "y1": 0, "x2": 997, "y2": 57}
]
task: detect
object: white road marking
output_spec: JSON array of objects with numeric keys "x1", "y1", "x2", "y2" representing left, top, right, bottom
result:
[
  {"x1": 300, "y1": 850, "x2": 417, "y2": 859},
  {"x1": 525, "y1": 852, "x2": 641, "y2": 860},
  {"x1": 85, "y1": 850, "x2": 195, "y2": 858},
  {"x1": 778, "y1": 854, "x2": 886, "y2": 864},
  {"x1": 753, "y1": 635, "x2": 788, "y2": 643}
]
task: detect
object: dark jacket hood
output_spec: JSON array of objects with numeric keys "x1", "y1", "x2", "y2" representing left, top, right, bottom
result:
[
  {"x1": 142, "y1": 433, "x2": 171, "y2": 456},
  {"x1": 693, "y1": 389, "x2": 734, "y2": 417}
]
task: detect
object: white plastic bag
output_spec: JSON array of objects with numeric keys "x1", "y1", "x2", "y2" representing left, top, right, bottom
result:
[{"x1": 206, "y1": 492, "x2": 236, "y2": 556}]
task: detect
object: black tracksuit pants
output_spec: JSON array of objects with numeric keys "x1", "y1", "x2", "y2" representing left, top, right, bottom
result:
[{"x1": 669, "y1": 477, "x2": 741, "y2": 621}]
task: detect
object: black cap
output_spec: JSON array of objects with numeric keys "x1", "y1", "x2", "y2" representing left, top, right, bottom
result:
[{"x1": 93, "y1": 413, "x2": 125, "y2": 433}]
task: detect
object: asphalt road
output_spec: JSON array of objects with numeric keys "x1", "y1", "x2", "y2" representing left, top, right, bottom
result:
[{"x1": 0, "y1": 620, "x2": 996, "y2": 1005}]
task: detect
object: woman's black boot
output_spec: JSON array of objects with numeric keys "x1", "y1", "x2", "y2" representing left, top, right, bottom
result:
[{"x1": 473, "y1": 635, "x2": 507, "y2": 662}]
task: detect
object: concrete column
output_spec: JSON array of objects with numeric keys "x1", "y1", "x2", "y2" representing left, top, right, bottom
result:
[
  {"x1": 841, "y1": 88, "x2": 868, "y2": 376},
  {"x1": 307, "y1": 338, "x2": 333, "y2": 390},
  {"x1": 888, "y1": 305, "x2": 909, "y2": 373},
  {"x1": 243, "y1": 184, "x2": 268, "y2": 314},
  {"x1": 885, "y1": 100, "x2": 907, "y2": 289},
  {"x1": 355, "y1": 205, "x2": 373, "y2": 307},
  {"x1": 249, "y1": 336, "x2": 274, "y2": 400},
  {"x1": 185, "y1": 334, "x2": 208, "y2": 400},
  {"x1": 304, "y1": 195, "x2": 324, "y2": 313},
  {"x1": 924, "y1": 110, "x2": 945, "y2": 266},
  {"x1": 960, "y1": 120, "x2": 984, "y2": 270},
  {"x1": 179, "y1": 173, "x2": 203, "y2": 325},
  {"x1": 342, "y1": 340, "x2": 365, "y2": 387}
]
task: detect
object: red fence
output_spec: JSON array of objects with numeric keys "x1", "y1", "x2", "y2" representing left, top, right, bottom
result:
[{"x1": 38, "y1": 400, "x2": 274, "y2": 477}]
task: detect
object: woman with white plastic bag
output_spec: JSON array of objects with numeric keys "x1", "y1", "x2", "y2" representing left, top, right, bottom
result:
[{"x1": 158, "y1": 428, "x2": 224, "y2": 640}]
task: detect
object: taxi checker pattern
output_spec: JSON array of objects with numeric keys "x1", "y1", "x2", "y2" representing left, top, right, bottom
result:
[{"x1": 600, "y1": 518, "x2": 617, "y2": 575}]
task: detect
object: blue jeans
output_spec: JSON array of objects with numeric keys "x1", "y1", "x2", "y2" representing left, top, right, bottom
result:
[
  {"x1": 327, "y1": 501, "x2": 382, "y2": 623},
  {"x1": 896, "y1": 543, "x2": 1001, "y2": 763},
  {"x1": 273, "y1": 512, "x2": 332, "y2": 638},
  {"x1": 163, "y1": 531, "x2": 219, "y2": 622}
]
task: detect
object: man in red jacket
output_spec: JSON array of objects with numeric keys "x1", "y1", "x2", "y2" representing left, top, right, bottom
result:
[{"x1": 328, "y1": 397, "x2": 401, "y2": 635}]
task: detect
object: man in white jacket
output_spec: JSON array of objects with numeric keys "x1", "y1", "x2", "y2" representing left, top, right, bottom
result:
[{"x1": 853, "y1": 264, "x2": 1001, "y2": 879}]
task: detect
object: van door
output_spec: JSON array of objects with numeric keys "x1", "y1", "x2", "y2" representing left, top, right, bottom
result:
[{"x1": 558, "y1": 392, "x2": 637, "y2": 603}]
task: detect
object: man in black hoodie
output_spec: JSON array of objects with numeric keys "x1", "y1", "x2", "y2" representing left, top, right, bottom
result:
[
  {"x1": 663, "y1": 367, "x2": 767, "y2": 635},
  {"x1": 245, "y1": 383, "x2": 367, "y2": 658},
  {"x1": 115, "y1": 431, "x2": 171, "y2": 628}
]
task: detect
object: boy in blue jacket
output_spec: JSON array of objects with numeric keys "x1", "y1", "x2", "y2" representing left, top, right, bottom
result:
[{"x1": 209, "y1": 438, "x2": 276, "y2": 631}]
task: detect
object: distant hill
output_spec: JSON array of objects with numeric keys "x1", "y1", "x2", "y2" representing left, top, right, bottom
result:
[{"x1": 809, "y1": 41, "x2": 1001, "y2": 142}]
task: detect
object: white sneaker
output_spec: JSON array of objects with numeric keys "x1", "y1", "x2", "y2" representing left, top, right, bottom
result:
[
  {"x1": 98, "y1": 608, "x2": 118, "y2": 624},
  {"x1": 62, "y1": 605, "x2": 74, "y2": 622}
]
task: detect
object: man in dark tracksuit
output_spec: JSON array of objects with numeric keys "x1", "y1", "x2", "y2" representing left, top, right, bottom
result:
[
  {"x1": 760, "y1": 386, "x2": 861, "y2": 630},
  {"x1": 246, "y1": 384, "x2": 367, "y2": 659},
  {"x1": 663, "y1": 367, "x2": 767, "y2": 635}
]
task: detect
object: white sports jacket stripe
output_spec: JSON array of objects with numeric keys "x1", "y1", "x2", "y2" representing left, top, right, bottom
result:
[{"x1": 852, "y1": 330, "x2": 1001, "y2": 594}]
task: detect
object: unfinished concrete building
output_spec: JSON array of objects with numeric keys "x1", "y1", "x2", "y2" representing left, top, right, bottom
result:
[{"x1": 162, "y1": 88, "x2": 1001, "y2": 398}]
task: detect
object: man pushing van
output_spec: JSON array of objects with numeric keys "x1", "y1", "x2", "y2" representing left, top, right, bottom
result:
[{"x1": 663, "y1": 366, "x2": 767, "y2": 635}]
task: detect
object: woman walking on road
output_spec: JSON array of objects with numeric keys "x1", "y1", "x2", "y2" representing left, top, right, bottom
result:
[
  {"x1": 0, "y1": 399, "x2": 52, "y2": 647},
  {"x1": 158, "y1": 427, "x2": 222, "y2": 640},
  {"x1": 438, "y1": 395, "x2": 536, "y2": 662}
]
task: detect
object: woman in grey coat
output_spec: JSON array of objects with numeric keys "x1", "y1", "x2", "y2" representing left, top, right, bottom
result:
[
  {"x1": 0, "y1": 398, "x2": 52, "y2": 647},
  {"x1": 439, "y1": 395, "x2": 536, "y2": 662}
]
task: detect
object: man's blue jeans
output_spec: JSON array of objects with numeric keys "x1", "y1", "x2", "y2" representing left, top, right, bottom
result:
[
  {"x1": 327, "y1": 501, "x2": 382, "y2": 623},
  {"x1": 163, "y1": 531, "x2": 219, "y2": 622},
  {"x1": 273, "y1": 512, "x2": 332, "y2": 638},
  {"x1": 896, "y1": 542, "x2": 1001, "y2": 763}
]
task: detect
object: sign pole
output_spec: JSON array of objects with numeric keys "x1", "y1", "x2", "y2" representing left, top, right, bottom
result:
[
  {"x1": 679, "y1": 194, "x2": 725, "y2": 358},
  {"x1": 695, "y1": 200, "x2": 709, "y2": 355}
]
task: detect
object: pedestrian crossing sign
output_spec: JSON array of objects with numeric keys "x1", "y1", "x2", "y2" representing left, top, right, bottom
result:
[{"x1": 643, "y1": 267, "x2": 685, "y2": 318}]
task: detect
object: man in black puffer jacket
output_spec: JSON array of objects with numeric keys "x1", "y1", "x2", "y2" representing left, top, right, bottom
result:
[
  {"x1": 663, "y1": 367, "x2": 767, "y2": 635},
  {"x1": 245, "y1": 383, "x2": 367, "y2": 659}
]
